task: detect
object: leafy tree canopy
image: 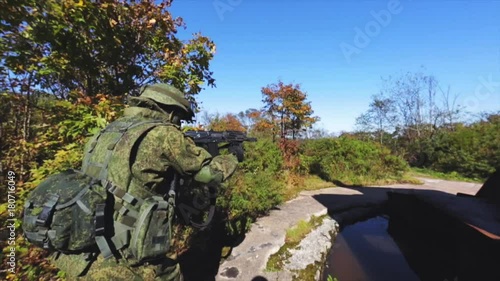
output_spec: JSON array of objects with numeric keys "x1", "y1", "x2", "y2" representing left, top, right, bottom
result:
[
  {"x1": 0, "y1": 0, "x2": 216, "y2": 101},
  {"x1": 261, "y1": 81, "x2": 318, "y2": 140}
]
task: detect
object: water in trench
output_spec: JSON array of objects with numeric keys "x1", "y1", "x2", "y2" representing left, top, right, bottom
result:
[{"x1": 322, "y1": 215, "x2": 456, "y2": 281}]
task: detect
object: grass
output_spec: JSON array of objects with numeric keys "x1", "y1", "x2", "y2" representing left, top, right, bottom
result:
[
  {"x1": 285, "y1": 215, "x2": 324, "y2": 244},
  {"x1": 337, "y1": 174, "x2": 424, "y2": 186},
  {"x1": 302, "y1": 175, "x2": 336, "y2": 190},
  {"x1": 284, "y1": 174, "x2": 334, "y2": 200},
  {"x1": 266, "y1": 215, "x2": 326, "y2": 272},
  {"x1": 409, "y1": 167, "x2": 483, "y2": 183},
  {"x1": 399, "y1": 175, "x2": 425, "y2": 184}
]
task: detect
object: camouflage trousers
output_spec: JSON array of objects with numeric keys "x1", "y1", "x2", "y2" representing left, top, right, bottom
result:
[{"x1": 50, "y1": 253, "x2": 183, "y2": 281}]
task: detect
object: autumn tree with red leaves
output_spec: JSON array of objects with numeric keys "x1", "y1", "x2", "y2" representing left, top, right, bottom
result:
[
  {"x1": 261, "y1": 81, "x2": 318, "y2": 140},
  {"x1": 207, "y1": 113, "x2": 246, "y2": 132}
]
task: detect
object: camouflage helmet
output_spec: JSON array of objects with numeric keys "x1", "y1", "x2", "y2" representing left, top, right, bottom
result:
[{"x1": 137, "y1": 83, "x2": 195, "y2": 120}]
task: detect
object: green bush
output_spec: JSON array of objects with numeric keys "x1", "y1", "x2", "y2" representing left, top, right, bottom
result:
[
  {"x1": 239, "y1": 138, "x2": 284, "y2": 174},
  {"x1": 429, "y1": 120, "x2": 499, "y2": 179},
  {"x1": 218, "y1": 139, "x2": 285, "y2": 234},
  {"x1": 300, "y1": 137, "x2": 409, "y2": 185}
]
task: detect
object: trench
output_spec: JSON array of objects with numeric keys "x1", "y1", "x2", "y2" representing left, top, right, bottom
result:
[{"x1": 322, "y1": 215, "x2": 459, "y2": 281}]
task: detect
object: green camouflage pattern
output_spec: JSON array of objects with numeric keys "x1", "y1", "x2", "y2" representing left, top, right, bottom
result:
[
  {"x1": 50, "y1": 253, "x2": 182, "y2": 281},
  {"x1": 23, "y1": 170, "x2": 107, "y2": 252},
  {"x1": 83, "y1": 106, "x2": 237, "y2": 203},
  {"x1": 52, "y1": 105, "x2": 238, "y2": 280},
  {"x1": 132, "y1": 83, "x2": 194, "y2": 119},
  {"x1": 126, "y1": 196, "x2": 173, "y2": 262}
]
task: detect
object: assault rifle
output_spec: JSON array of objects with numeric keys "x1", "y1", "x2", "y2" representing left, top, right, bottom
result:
[{"x1": 184, "y1": 130, "x2": 257, "y2": 162}]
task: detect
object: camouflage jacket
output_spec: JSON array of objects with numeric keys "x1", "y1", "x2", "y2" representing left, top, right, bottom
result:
[{"x1": 82, "y1": 106, "x2": 238, "y2": 215}]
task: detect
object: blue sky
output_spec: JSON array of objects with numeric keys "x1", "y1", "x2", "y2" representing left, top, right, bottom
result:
[{"x1": 169, "y1": 0, "x2": 500, "y2": 133}]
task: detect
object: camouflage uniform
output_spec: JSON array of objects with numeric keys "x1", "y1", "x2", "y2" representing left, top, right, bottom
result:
[{"x1": 50, "y1": 84, "x2": 238, "y2": 280}]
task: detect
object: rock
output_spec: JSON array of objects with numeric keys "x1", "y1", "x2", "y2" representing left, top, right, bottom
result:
[{"x1": 285, "y1": 217, "x2": 339, "y2": 272}]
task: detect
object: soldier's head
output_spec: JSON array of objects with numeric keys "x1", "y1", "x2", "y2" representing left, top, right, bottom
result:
[{"x1": 129, "y1": 84, "x2": 195, "y2": 124}]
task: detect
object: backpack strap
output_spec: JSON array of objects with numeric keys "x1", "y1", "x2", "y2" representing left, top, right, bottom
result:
[
  {"x1": 94, "y1": 204, "x2": 113, "y2": 258},
  {"x1": 36, "y1": 194, "x2": 59, "y2": 227}
]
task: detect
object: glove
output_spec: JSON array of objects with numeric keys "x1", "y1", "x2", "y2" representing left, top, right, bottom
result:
[{"x1": 194, "y1": 154, "x2": 238, "y2": 184}]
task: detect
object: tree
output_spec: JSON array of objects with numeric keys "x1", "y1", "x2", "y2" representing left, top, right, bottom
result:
[
  {"x1": 0, "y1": 2, "x2": 218, "y2": 278},
  {"x1": 379, "y1": 71, "x2": 457, "y2": 142},
  {"x1": 0, "y1": 0, "x2": 216, "y2": 99},
  {"x1": 207, "y1": 113, "x2": 246, "y2": 132},
  {"x1": 244, "y1": 109, "x2": 275, "y2": 138},
  {"x1": 355, "y1": 94, "x2": 397, "y2": 144},
  {"x1": 0, "y1": 0, "x2": 216, "y2": 180},
  {"x1": 236, "y1": 108, "x2": 259, "y2": 131},
  {"x1": 439, "y1": 85, "x2": 464, "y2": 130},
  {"x1": 261, "y1": 81, "x2": 318, "y2": 140},
  {"x1": 355, "y1": 69, "x2": 467, "y2": 166}
]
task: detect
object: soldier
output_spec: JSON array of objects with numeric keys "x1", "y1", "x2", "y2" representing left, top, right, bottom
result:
[{"x1": 50, "y1": 84, "x2": 239, "y2": 280}]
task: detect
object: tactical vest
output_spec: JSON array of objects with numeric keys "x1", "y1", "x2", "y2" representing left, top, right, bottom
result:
[{"x1": 81, "y1": 117, "x2": 178, "y2": 263}]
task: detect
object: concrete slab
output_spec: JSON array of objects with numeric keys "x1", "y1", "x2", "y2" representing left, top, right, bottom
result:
[
  {"x1": 215, "y1": 179, "x2": 482, "y2": 281},
  {"x1": 413, "y1": 190, "x2": 500, "y2": 238}
]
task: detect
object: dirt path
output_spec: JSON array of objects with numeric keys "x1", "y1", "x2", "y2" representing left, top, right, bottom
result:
[{"x1": 215, "y1": 178, "x2": 482, "y2": 281}]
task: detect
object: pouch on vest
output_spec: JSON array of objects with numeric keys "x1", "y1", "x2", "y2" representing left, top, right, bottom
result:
[
  {"x1": 125, "y1": 195, "x2": 174, "y2": 263},
  {"x1": 22, "y1": 169, "x2": 108, "y2": 253}
]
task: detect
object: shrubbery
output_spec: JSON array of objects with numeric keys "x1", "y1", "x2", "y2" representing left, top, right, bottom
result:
[
  {"x1": 215, "y1": 135, "x2": 411, "y2": 236},
  {"x1": 0, "y1": 95, "x2": 123, "y2": 281},
  {"x1": 300, "y1": 137, "x2": 409, "y2": 185},
  {"x1": 426, "y1": 117, "x2": 499, "y2": 179},
  {"x1": 216, "y1": 135, "x2": 412, "y2": 236},
  {"x1": 217, "y1": 139, "x2": 285, "y2": 234}
]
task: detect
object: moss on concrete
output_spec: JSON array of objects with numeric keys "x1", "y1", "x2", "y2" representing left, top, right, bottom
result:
[
  {"x1": 291, "y1": 259, "x2": 323, "y2": 281},
  {"x1": 290, "y1": 224, "x2": 338, "y2": 281},
  {"x1": 265, "y1": 214, "x2": 327, "y2": 273}
]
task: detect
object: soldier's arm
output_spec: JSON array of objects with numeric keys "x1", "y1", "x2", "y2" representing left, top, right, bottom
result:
[{"x1": 159, "y1": 126, "x2": 238, "y2": 184}]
